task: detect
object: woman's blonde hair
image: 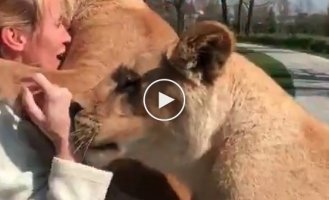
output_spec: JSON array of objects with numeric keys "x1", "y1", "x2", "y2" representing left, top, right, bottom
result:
[
  {"x1": 0, "y1": 0, "x2": 72, "y2": 56},
  {"x1": 0, "y1": 0, "x2": 44, "y2": 57},
  {"x1": 0, "y1": 0, "x2": 44, "y2": 30}
]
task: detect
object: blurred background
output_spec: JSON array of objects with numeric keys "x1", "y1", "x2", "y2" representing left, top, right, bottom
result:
[
  {"x1": 144, "y1": 0, "x2": 329, "y2": 123},
  {"x1": 144, "y1": 0, "x2": 329, "y2": 54},
  {"x1": 146, "y1": 0, "x2": 329, "y2": 36}
]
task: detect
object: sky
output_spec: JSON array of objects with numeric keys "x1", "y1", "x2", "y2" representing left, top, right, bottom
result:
[{"x1": 290, "y1": 0, "x2": 329, "y2": 13}]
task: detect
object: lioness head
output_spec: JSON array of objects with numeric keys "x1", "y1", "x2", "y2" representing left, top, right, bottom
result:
[{"x1": 73, "y1": 21, "x2": 235, "y2": 171}]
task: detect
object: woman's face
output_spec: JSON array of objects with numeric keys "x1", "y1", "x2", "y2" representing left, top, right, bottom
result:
[{"x1": 22, "y1": 0, "x2": 71, "y2": 70}]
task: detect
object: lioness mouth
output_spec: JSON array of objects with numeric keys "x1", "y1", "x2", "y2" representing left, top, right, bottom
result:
[{"x1": 89, "y1": 142, "x2": 119, "y2": 151}]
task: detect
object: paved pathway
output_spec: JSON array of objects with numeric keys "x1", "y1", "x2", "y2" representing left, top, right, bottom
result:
[{"x1": 237, "y1": 43, "x2": 329, "y2": 124}]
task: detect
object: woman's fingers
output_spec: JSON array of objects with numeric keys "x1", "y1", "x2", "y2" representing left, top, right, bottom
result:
[
  {"x1": 21, "y1": 83, "x2": 42, "y2": 95},
  {"x1": 21, "y1": 86, "x2": 46, "y2": 125},
  {"x1": 29, "y1": 73, "x2": 55, "y2": 95}
]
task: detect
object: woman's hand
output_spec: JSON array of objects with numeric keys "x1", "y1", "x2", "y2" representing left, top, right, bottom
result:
[{"x1": 21, "y1": 73, "x2": 76, "y2": 161}]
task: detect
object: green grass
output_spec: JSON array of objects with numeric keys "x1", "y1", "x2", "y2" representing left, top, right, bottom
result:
[
  {"x1": 236, "y1": 47, "x2": 295, "y2": 96},
  {"x1": 237, "y1": 34, "x2": 329, "y2": 60},
  {"x1": 315, "y1": 52, "x2": 329, "y2": 59}
]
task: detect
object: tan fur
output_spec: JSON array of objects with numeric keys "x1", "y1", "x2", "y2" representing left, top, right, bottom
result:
[
  {"x1": 0, "y1": 1, "x2": 193, "y2": 200},
  {"x1": 75, "y1": 21, "x2": 329, "y2": 200}
]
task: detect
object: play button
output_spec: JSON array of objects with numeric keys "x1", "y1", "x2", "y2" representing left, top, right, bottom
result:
[
  {"x1": 158, "y1": 92, "x2": 174, "y2": 109},
  {"x1": 143, "y1": 79, "x2": 185, "y2": 121}
]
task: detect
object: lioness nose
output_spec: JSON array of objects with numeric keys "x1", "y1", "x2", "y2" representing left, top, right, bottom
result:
[
  {"x1": 69, "y1": 101, "x2": 83, "y2": 131},
  {"x1": 70, "y1": 101, "x2": 83, "y2": 118}
]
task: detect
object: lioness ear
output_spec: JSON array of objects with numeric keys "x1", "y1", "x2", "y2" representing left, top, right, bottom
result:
[{"x1": 169, "y1": 21, "x2": 235, "y2": 85}]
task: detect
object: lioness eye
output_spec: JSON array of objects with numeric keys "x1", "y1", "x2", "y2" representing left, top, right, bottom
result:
[{"x1": 116, "y1": 75, "x2": 141, "y2": 94}]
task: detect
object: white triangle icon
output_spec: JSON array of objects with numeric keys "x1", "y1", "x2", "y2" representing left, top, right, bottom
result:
[{"x1": 158, "y1": 92, "x2": 175, "y2": 109}]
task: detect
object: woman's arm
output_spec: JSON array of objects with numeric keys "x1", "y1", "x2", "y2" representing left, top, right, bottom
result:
[
  {"x1": 47, "y1": 157, "x2": 112, "y2": 200},
  {"x1": 47, "y1": 138, "x2": 113, "y2": 200},
  {"x1": 22, "y1": 73, "x2": 113, "y2": 200}
]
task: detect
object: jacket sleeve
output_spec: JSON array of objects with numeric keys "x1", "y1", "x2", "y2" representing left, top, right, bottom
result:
[{"x1": 47, "y1": 157, "x2": 113, "y2": 200}]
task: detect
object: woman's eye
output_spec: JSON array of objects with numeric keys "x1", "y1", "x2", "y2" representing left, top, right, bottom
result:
[
  {"x1": 55, "y1": 22, "x2": 62, "y2": 28},
  {"x1": 56, "y1": 17, "x2": 64, "y2": 28}
]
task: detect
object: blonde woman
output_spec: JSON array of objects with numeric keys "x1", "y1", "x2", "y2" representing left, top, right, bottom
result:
[{"x1": 0, "y1": 0, "x2": 112, "y2": 199}]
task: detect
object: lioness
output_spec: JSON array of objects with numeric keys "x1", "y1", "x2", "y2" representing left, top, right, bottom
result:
[
  {"x1": 0, "y1": 0, "x2": 192, "y2": 199},
  {"x1": 74, "y1": 20, "x2": 329, "y2": 200}
]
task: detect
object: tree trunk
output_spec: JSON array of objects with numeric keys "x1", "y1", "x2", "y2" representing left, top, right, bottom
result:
[
  {"x1": 220, "y1": 0, "x2": 229, "y2": 25},
  {"x1": 237, "y1": 0, "x2": 243, "y2": 34},
  {"x1": 245, "y1": 0, "x2": 254, "y2": 36},
  {"x1": 176, "y1": 9, "x2": 185, "y2": 34},
  {"x1": 326, "y1": 15, "x2": 329, "y2": 36},
  {"x1": 174, "y1": 0, "x2": 185, "y2": 34}
]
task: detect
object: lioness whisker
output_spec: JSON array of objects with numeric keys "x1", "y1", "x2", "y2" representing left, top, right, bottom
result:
[
  {"x1": 73, "y1": 140, "x2": 86, "y2": 154},
  {"x1": 82, "y1": 133, "x2": 96, "y2": 160},
  {"x1": 70, "y1": 129, "x2": 84, "y2": 135},
  {"x1": 72, "y1": 138, "x2": 87, "y2": 149}
]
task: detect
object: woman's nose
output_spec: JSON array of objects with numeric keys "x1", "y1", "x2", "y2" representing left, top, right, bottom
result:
[{"x1": 62, "y1": 28, "x2": 72, "y2": 44}]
